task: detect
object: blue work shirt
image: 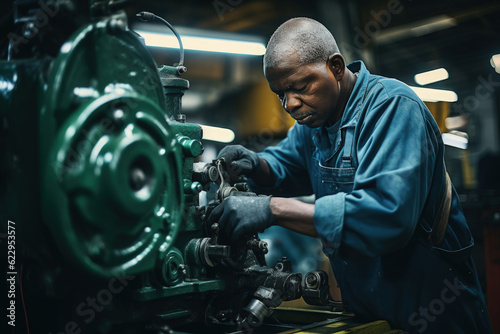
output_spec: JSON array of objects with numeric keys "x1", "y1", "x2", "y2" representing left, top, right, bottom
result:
[{"x1": 249, "y1": 61, "x2": 492, "y2": 333}]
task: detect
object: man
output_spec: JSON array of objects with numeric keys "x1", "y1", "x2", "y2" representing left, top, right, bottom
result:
[{"x1": 208, "y1": 18, "x2": 492, "y2": 333}]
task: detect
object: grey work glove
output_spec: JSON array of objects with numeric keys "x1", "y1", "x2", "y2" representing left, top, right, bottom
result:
[
  {"x1": 217, "y1": 145, "x2": 261, "y2": 177},
  {"x1": 207, "y1": 195, "x2": 275, "y2": 245}
]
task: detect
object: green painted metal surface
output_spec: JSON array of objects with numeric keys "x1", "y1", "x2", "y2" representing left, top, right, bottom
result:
[
  {"x1": 43, "y1": 92, "x2": 184, "y2": 277},
  {"x1": 38, "y1": 19, "x2": 185, "y2": 278},
  {"x1": 158, "y1": 65, "x2": 190, "y2": 118}
]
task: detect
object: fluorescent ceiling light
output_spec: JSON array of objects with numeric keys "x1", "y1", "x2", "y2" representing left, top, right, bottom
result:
[
  {"x1": 182, "y1": 92, "x2": 204, "y2": 111},
  {"x1": 200, "y1": 125, "x2": 235, "y2": 143},
  {"x1": 445, "y1": 115, "x2": 467, "y2": 130},
  {"x1": 135, "y1": 30, "x2": 266, "y2": 56},
  {"x1": 409, "y1": 86, "x2": 458, "y2": 102},
  {"x1": 375, "y1": 15, "x2": 457, "y2": 44},
  {"x1": 491, "y1": 54, "x2": 500, "y2": 74},
  {"x1": 409, "y1": 16, "x2": 457, "y2": 37},
  {"x1": 414, "y1": 68, "x2": 449, "y2": 85},
  {"x1": 442, "y1": 132, "x2": 468, "y2": 150}
]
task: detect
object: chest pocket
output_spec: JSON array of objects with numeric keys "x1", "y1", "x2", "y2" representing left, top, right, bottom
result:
[
  {"x1": 318, "y1": 163, "x2": 356, "y2": 195},
  {"x1": 312, "y1": 125, "x2": 357, "y2": 198}
]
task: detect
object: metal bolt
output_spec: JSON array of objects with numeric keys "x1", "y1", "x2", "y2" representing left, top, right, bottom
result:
[
  {"x1": 217, "y1": 310, "x2": 230, "y2": 321},
  {"x1": 112, "y1": 108, "x2": 125, "y2": 124},
  {"x1": 259, "y1": 241, "x2": 268, "y2": 254},
  {"x1": 191, "y1": 181, "x2": 202, "y2": 193},
  {"x1": 208, "y1": 166, "x2": 219, "y2": 182},
  {"x1": 130, "y1": 166, "x2": 147, "y2": 191},
  {"x1": 23, "y1": 22, "x2": 38, "y2": 38},
  {"x1": 178, "y1": 264, "x2": 186, "y2": 276},
  {"x1": 306, "y1": 274, "x2": 318, "y2": 287}
]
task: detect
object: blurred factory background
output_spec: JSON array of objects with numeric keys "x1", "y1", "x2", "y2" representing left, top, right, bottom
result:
[
  {"x1": 124, "y1": 0, "x2": 500, "y2": 324},
  {"x1": 126, "y1": 0, "x2": 500, "y2": 190}
]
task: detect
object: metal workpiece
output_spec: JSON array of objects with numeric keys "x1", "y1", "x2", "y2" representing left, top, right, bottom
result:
[
  {"x1": 303, "y1": 270, "x2": 346, "y2": 313},
  {"x1": 192, "y1": 162, "x2": 220, "y2": 187},
  {"x1": 265, "y1": 258, "x2": 303, "y2": 302},
  {"x1": 235, "y1": 258, "x2": 303, "y2": 331},
  {"x1": 238, "y1": 298, "x2": 272, "y2": 329},
  {"x1": 213, "y1": 158, "x2": 259, "y2": 201},
  {"x1": 247, "y1": 239, "x2": 269, "y2": 255},
  {"x1": 254, "y1": 287, "x2": 284, "y2": 308},
  {"x1": 193, "y1": 159, "x2": 253, "y2": 198},
  {"x1": 274, "y1": 256, "x2": 292, "y2": 272},
  {"x1": 234, "y1": 182, "x2": 250, "y2": 191},
  {"x1": 189, "y1": 237, "x2": 231, "y2": 268}
]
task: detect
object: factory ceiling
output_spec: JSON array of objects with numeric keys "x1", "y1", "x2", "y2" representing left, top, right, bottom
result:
[
  {"x1": 3, "y1": 0, "x2": 499, "y2": 132},
  {"x1": 125, "y1": 0, "x2": 500, "y2": 117}
]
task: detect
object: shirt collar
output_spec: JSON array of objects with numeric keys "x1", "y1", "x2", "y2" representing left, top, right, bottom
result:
[{"x1": 338, "y1": 60, "x2": 369, "y2": 128}]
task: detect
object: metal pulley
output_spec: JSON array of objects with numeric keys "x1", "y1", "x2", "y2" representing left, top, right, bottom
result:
[{"x1": 40, "y1": 18, "x2": 184, "y2": 278}]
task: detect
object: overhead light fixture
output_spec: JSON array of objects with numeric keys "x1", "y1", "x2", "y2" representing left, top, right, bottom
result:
[
  {"x1": 375, "y1": 15, "x2": 457, "y2": 44},
  {"x1": 445, "y1": 115, "x2": 467, "y2": 130},
  {"x1": 491, "y1": 54, "x2": 500, "y2": 74},
  {"x1": 182, "y1": 92, "x2": 204, "y2": 111},
  {"x1": 199, "y1": 125, "x2": 235, "y2": 143},
  {"x1": 135, "y1": 30, "x2": 266, "y2": 56},
  {"x1": 409, "y1": 16, "x2": 457, "y2": 37},
  {"x1": 414, "y1": 68, "x2": 449, "y2": 85},
  {"x1": 409, "y1": 86, "x2": 458, "y2": 102},
  {"x1": 442, "y1": 132, "x2": 468, "y2": 150}
]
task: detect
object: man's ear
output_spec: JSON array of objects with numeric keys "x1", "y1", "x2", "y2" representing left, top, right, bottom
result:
[{"x1": 327, "y1": 53, "x2": 346, "y2": 81}]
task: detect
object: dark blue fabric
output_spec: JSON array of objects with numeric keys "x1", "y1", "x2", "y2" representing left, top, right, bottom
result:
[{"x1": 248, "y1": 61, "x2": 492, "y2": 333}]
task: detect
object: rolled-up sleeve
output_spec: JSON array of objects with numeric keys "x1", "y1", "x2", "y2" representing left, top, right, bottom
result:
[
  {"x1": 314, "y1": 193, "x2": 346, "y2": 257},
  {"x1": 314, "y1": 94, "x2": 439, "y2": 258}
]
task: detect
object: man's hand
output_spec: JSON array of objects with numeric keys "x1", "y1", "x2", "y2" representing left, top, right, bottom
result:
[
  {"x1": 207, "y1": 195, "x2": 275, "y2": 244},
  {"x1": 217, "y1": 145, "x2": 261, "y2": 177}
]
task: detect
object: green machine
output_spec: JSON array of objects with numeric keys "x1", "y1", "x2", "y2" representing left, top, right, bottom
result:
[{"x1": 0, "y1": 1, "x2": 394, "y2": 333}]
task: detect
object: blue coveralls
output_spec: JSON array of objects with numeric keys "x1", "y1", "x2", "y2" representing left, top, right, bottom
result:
[{"x1": 249, "y1": 61, "x2": 492, "y2": 333}]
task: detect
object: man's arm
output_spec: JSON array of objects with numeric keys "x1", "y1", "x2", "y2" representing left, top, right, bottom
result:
[
  {"x1": 270, "y1": 197, "x2": 317, "y2": 237},
  {"x1": 252, "y1": 157, "x2": 317, "y2": 237},
  {"x1": 207, "y1": 195, "x2": 317, "y2": 245}
]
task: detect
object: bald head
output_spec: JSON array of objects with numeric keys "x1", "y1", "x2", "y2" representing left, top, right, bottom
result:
[{"x1": 264, "y1": 18, "x2": 340, "y2": 71}]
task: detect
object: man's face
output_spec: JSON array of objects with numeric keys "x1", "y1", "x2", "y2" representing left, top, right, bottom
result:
[{"x1": 265, "y1": 54, "x2": 341, "y2": 128}]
